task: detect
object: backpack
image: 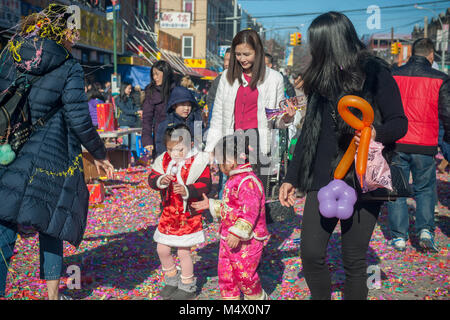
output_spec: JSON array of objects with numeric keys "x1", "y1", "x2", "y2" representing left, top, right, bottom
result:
[{"x1": 0, "y1": 72, "x2": 59, "y2": 166}]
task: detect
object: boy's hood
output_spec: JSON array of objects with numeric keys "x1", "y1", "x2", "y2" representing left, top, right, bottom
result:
[{"x1": 166, "y1": 86, "x2": 199, "y2": 113}]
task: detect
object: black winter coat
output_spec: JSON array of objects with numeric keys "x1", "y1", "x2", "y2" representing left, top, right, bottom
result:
[
  {"x1": 115, "y1": 96, "x2": 140, "y2": 128},
  {"x1": 284, "y1": 54, "x2": 408, "y2": 194},
  {"x1": 0, "y1": 37, "x2": 107, "y2": 247},
  {"x1": 141, "y1": 84, "x2": 175, "y2": 148}
]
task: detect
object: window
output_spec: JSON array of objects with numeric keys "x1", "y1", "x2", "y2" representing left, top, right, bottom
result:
[
  {"x1": 182, "y1": 36, "x2": 194, "y2": 58},
  {"x1": 183, "y1": 0, "x2": 194, "y2": 21}
]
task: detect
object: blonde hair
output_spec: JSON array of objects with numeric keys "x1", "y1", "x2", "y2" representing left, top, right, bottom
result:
[{"x1": 180, "y1": 75, "x2": 195, "y2": 90}]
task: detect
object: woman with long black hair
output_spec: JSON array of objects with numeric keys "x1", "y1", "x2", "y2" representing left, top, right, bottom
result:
[
  {"x1": 115, "y1": 82, "x2": 142, "y2": 160},
  {"x1": 279, "y1": 12, "x2": 408, "y2": 300},
  {"x1": 142, "y1": 60, "x2": 176, "y2": 158}
]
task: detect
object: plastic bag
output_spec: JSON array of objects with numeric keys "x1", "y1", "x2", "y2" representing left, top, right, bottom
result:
[{"x1": 356, "y1": 140, "x2": 393, "y2": 193}]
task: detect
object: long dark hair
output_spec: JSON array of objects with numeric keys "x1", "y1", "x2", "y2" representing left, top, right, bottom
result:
[
  {"x1": 119, "y1": 82, "x2": 132, "y2": 102},
  {"x1": 227, "y1": 29, "x2": 266, "y2": 90},
  {"x1": 302, "y1": 12, "x2": 367, "y2": 100},
  {"x1": 149, "y1": 60, "x2": 174, "y2": 105},
  {"x1": 87, "y1": 89, "x2": 105, "y2": 101}
]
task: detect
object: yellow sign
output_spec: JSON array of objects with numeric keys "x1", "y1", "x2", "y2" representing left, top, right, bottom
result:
[
  {"x1": 119, "y1": 57, "x2": 132, "y2": 64},
  {"x1": 184, "y1": 59, "x2": 206, "y2": 68},
  {"x1": 78, "y1": 8, "x2": 123, "y2": 53}
]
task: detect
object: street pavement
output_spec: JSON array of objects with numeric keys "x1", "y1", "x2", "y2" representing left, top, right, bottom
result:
[{"x1": 2, "y1": 162, "x2": 448, "y2": 300}]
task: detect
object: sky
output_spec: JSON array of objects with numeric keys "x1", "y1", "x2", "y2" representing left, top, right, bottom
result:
[{"x1": 237, "y1": 0, "x2": 450, "y2": 41}]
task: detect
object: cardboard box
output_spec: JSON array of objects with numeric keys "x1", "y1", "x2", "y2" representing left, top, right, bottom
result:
[
  {"x1": 82, "y1": 148, "x2": 131, "y2": 182},
  {"x1": 87, "y1": 183, "x2": 105, "y2": 204},
  {"x1": 97, "y1": 103, "x2": 116, "y2": 132}
]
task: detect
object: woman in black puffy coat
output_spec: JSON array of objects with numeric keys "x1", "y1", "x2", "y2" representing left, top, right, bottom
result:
[
  {"x1": 114, "y1": 82, "x2": 142, "y2": 160},
  {"x1": 0, "y1": 4, "x2": 113, "y2": 299}
]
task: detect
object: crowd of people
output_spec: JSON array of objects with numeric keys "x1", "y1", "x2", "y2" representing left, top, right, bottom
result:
[{"x1": 0, "y1": 3, "x2": 448, "y2": 301}]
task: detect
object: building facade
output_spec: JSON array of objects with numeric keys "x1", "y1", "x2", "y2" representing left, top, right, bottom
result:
[{"x1": 154, "y1": 0, "x2": 235, "y2": 71}]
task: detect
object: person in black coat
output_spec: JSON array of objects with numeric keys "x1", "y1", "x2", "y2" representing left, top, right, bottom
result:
[
  {"x1": 279, "y1": 12, "x2": 408, "y2": 300},
  {"x1": 142, "y1": 60, "x2": 176, "y2": 158},
  {"x1": 115, "y1": 82, "x2": 142, "y2": 159},
  {"x1": 0, "y1": 4, "x2": 113, "y2": 300},
  {"x1": 155, "y1": 86, "x2": 204, "y2": 157}
]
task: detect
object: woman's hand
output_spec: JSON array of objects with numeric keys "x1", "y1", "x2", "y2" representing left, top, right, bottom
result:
[
  {"x1": 279, "y1": 182, "x2": 296, "y2": 207},
  {"x1": 226, "y1": 233, "x2": 240, "y2": 249},
  {"x1": 354, "y1": 125, "x2": 376, "y2": 147},
  {"x1": 94, "y1": 158, "x2": 114, "y2": 179},
  {"x1": 173, "y1": 183, "x2": 187, "y2": 197},
  {"x1": 160, "y1": 174, "x2": 175, "y2": 185},
  {"x1": 281, "y1": 99, "x2": 296, "y2": 123},
  {"x1": 191, "y1": 193, "x2": 210, "y2": 211}
]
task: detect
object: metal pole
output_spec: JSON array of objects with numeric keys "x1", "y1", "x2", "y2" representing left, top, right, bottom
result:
[
  {"x1": 233, "y1": 0, "x2": 238, "y2": 37},
  {"x1": 391, "y1": 27, "x2": 394, "y2": 64},
  {"x1": 415, "y1": 5, "x2": 446, "y2": 72},
  {"x1": 113, "y1": 2, "x2": 117, "y2": 75}
]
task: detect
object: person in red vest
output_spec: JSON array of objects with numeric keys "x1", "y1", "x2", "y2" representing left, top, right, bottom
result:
[{"x1": 388, "y1": 38, "x2": 450, "y2": 252}]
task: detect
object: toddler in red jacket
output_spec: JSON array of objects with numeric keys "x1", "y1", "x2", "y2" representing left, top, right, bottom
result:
[{"x1": 148, "y1": 124, "x2": 211, "y2": 300}]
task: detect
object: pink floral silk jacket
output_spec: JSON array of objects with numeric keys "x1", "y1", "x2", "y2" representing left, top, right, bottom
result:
[{"x1": 209, "y1": 163, "x2": 269, "y2": 241}]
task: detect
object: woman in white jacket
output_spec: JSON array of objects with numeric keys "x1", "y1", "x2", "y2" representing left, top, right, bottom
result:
[{"x1": 205, "y1": 29, "x2": 295, "y2": 186}]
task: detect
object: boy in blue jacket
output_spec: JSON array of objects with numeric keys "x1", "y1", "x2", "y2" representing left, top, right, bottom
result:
[{"x1": 155, "y1": 86, "x2": 204, "y2": 157}]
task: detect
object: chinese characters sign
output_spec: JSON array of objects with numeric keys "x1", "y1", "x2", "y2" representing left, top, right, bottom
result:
[
  {"x1": 184, "y1": 59, "x2": 206, "y2": 68},
  {"x1": 78, "y1": 8, "x2": 123, "y2": 54},
  {"x1": 160, "y1": 12, "x2": 191, "y2": 29}
]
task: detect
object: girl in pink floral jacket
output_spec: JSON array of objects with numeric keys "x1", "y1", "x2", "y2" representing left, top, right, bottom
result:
[{"x1": 192, "y1": 134, "x2": 269, "y2": 300}]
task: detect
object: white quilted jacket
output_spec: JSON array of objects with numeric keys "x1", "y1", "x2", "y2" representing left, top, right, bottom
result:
[{"x1": 205, "y1": 67, "x2": 292, "y2": 155}]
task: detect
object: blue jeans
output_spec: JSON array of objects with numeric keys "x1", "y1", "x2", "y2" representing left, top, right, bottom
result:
[
  {"x1": 120, "y1": 126, "x2": 137, "y2": 154},
  {"x1": 438, "y1": 122, "x2": 450, "y2": 161},
  {"x1": 387, "y1": 152, "x2": 436, "y2": 239},
  {"x1": 0, "y1": 221, "x2": 63, "y2": 297}
]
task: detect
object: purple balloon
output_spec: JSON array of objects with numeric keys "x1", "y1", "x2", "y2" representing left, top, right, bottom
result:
[{"x1": 317, "y1": 179, "x2": 357, "y2": 219}]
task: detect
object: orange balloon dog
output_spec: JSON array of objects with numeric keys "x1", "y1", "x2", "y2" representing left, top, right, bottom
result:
[{"x1": 333, "y1": 95, "x2": 374, "y2": 188}]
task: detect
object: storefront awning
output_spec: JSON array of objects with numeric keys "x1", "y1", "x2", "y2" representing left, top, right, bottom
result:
[
  {"x1": 191, "y1": 68, "x2": 218, "y2": 80},
  {"x1": 160, "y1": 50, "x2": 200, "y2": 77}
]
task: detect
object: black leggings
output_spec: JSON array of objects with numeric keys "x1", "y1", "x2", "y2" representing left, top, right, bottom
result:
[{"x1": 300, "y1": 191, "x2": 381, "y2": 300}]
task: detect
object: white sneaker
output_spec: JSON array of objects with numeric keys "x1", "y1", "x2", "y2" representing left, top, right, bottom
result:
[
  {"x1": 391, "y1": 238, "x2": 406, "y2": 251},
  {"x1": 419, "y1": 229, "x2": 438, "y2": 252}
]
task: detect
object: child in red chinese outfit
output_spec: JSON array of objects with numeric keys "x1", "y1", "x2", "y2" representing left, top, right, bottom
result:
[{"x1": 148, "y1": 124, "x2": 211, "y2": 300}]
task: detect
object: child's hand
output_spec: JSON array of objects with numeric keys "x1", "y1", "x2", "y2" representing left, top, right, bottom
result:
[
  {"x1": 226, "y1": 233, "x2": 240, "y2": 249},
  {"x1": 173, "y1": 183, "x2": 187, "y2": 196},
  {"x1": 160, "y1": 175, "x2": 175, "y2": 185},
  {"x1": 191, "y1": 193, "x2": 210, "y2": 211}
]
